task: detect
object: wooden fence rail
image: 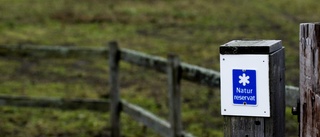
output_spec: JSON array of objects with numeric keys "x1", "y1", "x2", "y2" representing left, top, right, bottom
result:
[
  {"x1": 0, "y1": 44, "x2": 220, "y2": 87},
  {"x1": 0, "y1": 44, "x2": 299, "y2": 99},
  {"x1": 0, "y1": 86, "x2": 299, "y2": 110},
  {"x1": 0, "y1": 43, "x2": 299, "y2": 136},
  {"x1": 121, "y1": 99, "x2": 171, "y2": 137},
  {"x1": 0, "y1": 95, "x2": 109, "y2": 112},
  {"x1": 120, "y1": 48, "x2": 220, "y2": 87},
  {"x1": 0, "y1": 44, "x2": 108, "y2": 58}
]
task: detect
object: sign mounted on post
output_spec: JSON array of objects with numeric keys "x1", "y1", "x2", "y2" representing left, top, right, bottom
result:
[
  {"x1": 220, "y1": 40, "x2": 283, "y2": 117},
  {"x1": 232, "y1": 69, "x2": 256, "y2": 106},
  {"x1": 221, "y1": 40, "x2": 285, "y2": 136}
]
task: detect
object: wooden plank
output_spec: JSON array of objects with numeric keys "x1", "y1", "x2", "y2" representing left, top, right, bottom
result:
[
  {"x1": 109, "y1": 41, "x2": 121, "y2": 137},
  {"x1": 120, "y1": 48, "x2": 167, "y2": 73},
  {"x1": 120, "y1": 48, "x2": 220, "y2": 87},
  {"x1": 0, "y1": 95, "x2": 109, "y2": 112},
  {"x1": 180, "y1": 62, "x2": 220, "y2": 87},
  {"x1": 220, "y1": 40, "x2": 282, "y2": 54},
  {"x1": 299, "y1": 23, "x2": 320, "y2": 137},
  {"x1": 0, "y1": 45, "x2": 108, "y2": 58},
  {"x1": 120, "y1": 100, "x2": 171, "y2": 137},
  {"x1": 167, "y1": 55, "x2": 182, "y2": 137}
]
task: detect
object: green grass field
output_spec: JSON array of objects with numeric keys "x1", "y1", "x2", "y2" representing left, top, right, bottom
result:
[{"x1": 0, "y1": 0, "x2": 317, "y2": 136}]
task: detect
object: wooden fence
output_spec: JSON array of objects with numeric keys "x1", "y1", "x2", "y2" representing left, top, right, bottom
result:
[{"x1": 0, "y1": 42, "x2": 299, "y2": 136}]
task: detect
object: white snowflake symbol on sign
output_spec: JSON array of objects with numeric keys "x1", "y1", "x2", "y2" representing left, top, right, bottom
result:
[{"x1": 239, "y1": 73, "x2": 250, "y2": 86}]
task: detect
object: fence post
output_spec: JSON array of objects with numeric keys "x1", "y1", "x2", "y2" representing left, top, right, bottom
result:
[
  {"x1": 220, "y1": 40, "x2": 285, "y2": 136},
  {"x1": 299, "y1": 23, "x2": 320, "y2": 137},
  {"x1": 167, "y1": 54, "x2": 182, "y2": 137},
  {"x1": 109, "y1": 41, "x2": 121, "y2": 137}
]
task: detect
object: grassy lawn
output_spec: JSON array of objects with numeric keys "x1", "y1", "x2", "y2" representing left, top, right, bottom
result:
[{"x1": 0, "y1": 0, "x2": 317, "y2": 136}]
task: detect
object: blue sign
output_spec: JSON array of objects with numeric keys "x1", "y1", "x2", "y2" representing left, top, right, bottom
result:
[{"x1": 232, "y1": 69, "x2": 257, "y2": 105}]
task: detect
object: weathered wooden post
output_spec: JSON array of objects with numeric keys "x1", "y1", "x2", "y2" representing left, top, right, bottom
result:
[
  {"x1": 167, "y1": 54, "x2": 182, "y2": 137},
  {"x1": 220, "y1": 40, "x2": 285, "y2": 137},
  {"x1": 299, "y1": 23, "x2": 320, "y2": 137},
  {"x1": 109, "y1": 41, "x2": 121, "y2": 137}
]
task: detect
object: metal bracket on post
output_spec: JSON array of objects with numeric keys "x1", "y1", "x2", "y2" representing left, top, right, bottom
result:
[
  {"x1": 291, "y1": 98, "x2": 300, "y2": 136},
  {"x1": 291, "y1": 98, "x2": 300, "y2": 121}
]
